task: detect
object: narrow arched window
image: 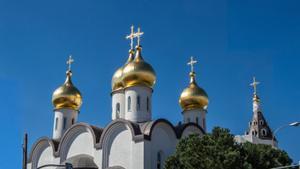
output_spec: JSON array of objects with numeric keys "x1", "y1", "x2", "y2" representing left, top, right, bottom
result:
[
  {"x1": 147, "y1": 97, "x2": 149, "y2": 112},
  {"x1": 196, "y1": 117, "x2": 199, "y2": 125},
  {"x1": 71, "y1": 118, "x2": 74, "y2": 125},
  {"x1": 187, "y1": 118, "x2": 190, "y2": 123},
  {"x1": 55, "y1": 118, "x2": 58, "y2": 130},
  {"x1": 63, "y1": 117, "x2": 67, "y2": 129},
  {"x1": 128, "y1": 96, "x2": 131, "y2": 111},
  {"x1": 203, "y1": 118, "x2": 206, "y2": 129},
  {"x1": 137, "y1": 96, "x2": 140, "y2": 111},
  {"x1": 116, "y1": 103, "x2": 120, "y2": 118},
  {"x1": 157, "y1": 151, "x2": 162, "y2": 169}
]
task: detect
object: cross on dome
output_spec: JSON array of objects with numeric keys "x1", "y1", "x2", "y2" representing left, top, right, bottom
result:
[
  {"x1": 187, "y1": 56, "x2": 197, "y2": 73},
  {"x1": 67, "y1": 55, "x2": 74, "y2": 71},
  {"x1": 126, "y1": 25, "x2": 135, "y2": 50},
  {"x1": 250, "y1": 77, "x2": 260, "y2": 94},
  {"x1": 134, "y1": 27, "x2": 144, "y2": 46}
]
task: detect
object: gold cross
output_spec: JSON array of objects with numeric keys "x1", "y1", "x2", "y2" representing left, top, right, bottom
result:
[
  {"x1": 250, "y1": 77, "x2": 260, "y2": 94},
  {"x1": 187, "y1": 56, "x2": 197, "y2": 72},
  {"x1": 66, "y1": 55, "x2": 74, "y2": 71},
  {"x1": 126, "y1": 25, "x2": 135, "y2": 50},
  {"x1": 134, "y1": 27, "x2": 144, "y2": 46}
]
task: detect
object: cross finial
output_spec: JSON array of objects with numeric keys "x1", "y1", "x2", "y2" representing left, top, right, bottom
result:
[
  {"x1": 134, "y1": 27, "x2": 144, "y2": 46},
  {"x1": 126, "y1": 25, "x2": 135, "y2": 50},
  {"x1": 250, "y1": 77, "x2": 260, "y2": 94},
  {"x1": 66, "y1": 55, "x2": 74, "y2": 71},
  {"x1": 187, "y1": 56, "x2": 197, "y2": 72}
]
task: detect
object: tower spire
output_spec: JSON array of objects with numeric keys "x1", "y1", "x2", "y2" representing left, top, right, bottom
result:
[{"x1": 250, "y1": 77, "x2": 260, "y2": 102}]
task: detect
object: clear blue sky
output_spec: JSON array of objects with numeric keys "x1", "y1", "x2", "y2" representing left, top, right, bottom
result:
[{"x1": 1, "y1": 0, "x2": 300, "y2": 168}]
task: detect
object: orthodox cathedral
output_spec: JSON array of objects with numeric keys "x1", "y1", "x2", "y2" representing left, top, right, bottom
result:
[
  {"x1": 26, "y1": 26, "x2": 275, "y2": 169},
  {"x1": 27, "y1": 26, "x2": 209, "y2": 169}
]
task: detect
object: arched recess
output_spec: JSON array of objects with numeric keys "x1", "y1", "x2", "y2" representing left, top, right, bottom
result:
[
  {"x1": 148, "y1": 120, "x2": 178, "y2": 169},
  {"x1": 181, "y1": 124, "x2": 204, "y2": 138},
  {"x1": 101, "y1": 121, "x2": 135, "y2": 169},
  {"x1": 29, "y1": 137, "x2": 57, "y2": 169},
  {"x1": 59, "y1": 123, "x2": 99, "y2": 163}
]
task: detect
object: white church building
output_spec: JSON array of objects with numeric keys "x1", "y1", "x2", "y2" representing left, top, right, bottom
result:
[{"x1": 27, "y1": 27, "x2": 209, "y2": 169}]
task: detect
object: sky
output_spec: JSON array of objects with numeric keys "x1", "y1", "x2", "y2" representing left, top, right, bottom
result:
[{"x1": 0, "y1": 0, "x2": 300, "y2": 168}]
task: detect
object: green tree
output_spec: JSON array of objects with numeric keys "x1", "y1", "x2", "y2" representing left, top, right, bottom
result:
[{"x1": 164, "y1": 127, "x2": 292, "y2": 169}]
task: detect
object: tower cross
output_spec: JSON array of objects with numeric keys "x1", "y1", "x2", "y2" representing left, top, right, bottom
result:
[
  {"x1": 66, "y1": 55, "x2": 74, "y2": 71},
  {"x1": 134, "y1": 27, "x2": 144, "y2": 46},
  {"x1": 126, "y1": 25, "x2": 135, "y2": 50},
  {"x1": 250, "y1": 77, "x2": 260, "y2": 94},
  {"x1": 187, "y1": 56, "x2": 197, "y2": 72}
]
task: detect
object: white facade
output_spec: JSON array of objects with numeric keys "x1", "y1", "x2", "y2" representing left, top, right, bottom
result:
[
  {"x1": 182, "y1": 108, "x2": 206, "y2": 131},
  {"x1": 28, "y1": 119, "x2": 205, "y2": 169},
  {"x1": 111, "y1": 90, "x2": 125, "y2": 120},
  {"x1": 124, "y1": 86, "x2": 152, "y2": 123},
  {"x1": 52, "y1": 108, "x2": 79, "y2": 140}
]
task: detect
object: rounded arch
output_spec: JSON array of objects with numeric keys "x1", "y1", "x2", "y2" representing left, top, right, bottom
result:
[
  {"x1": 100, "y1": 119, "x2": 140, "y2": 169},
  {"x1": 141, "y1": 119, "x2": 179, "y2": 140},
  {"x1": 98, "y1": 119, "x2": 143, "y2": 148},
  {"x1": 28, "y1": 137, "x2": 57, "y2": 168},
  {"x1": 58, "y1": 123, "x2": 101, "y2": 162},
  {"x1": 177, "y1": 123, "x2": 205, "y2": 138}
]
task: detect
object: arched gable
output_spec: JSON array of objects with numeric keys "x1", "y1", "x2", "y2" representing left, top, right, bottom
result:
[
  {"x1": 28, "y1": 137, "x2": 58, "y2": 168},
  {"x1": 100, "y1": 119, "x2": 139, "y2": 169},
  {"x1": 58, "y1": 123, "x2": 102, "y2": 162}
]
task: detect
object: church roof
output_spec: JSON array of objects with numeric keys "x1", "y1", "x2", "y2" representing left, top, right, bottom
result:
[{"x1": 28, "y1": 119, "x2": 205, "y2": 162}]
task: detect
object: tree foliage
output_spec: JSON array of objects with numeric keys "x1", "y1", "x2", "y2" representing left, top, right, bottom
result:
[{"x1": 164, "y1": 127, "x2": 292, "y2": 169}]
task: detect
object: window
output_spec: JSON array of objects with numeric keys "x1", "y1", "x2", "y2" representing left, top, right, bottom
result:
[
  {"x1": 71, "y1": 118, "x2": 74, "y2": 125},
  {"x1": 63, "y1": 117, "x2": 67, "y2": 129},
  {"x1": 261, "y1": 129, "x2": 267, "y2": 136},
  {"x1": 116, "y1": 103, "x2": 120, "y2": 118},
  {"x1": 147, "y1": 97, "x2": 150, "y2": 112},
  {"x1": 55, "y1": 118, "x2": 58, "y2": 130},
  {"x1": 260, "y1": 120, "x2": 264, "y2": 125},
  {"x1": 196, "y1": 117, "x2": 199, "y2": 125},
  {"x1": 157, "y1": 151, "x2": 162, "y2": 169},
  {"x1": 187, "y1": 118, "x2": 190, "y2": 123},
  {"x1": 203, "y1": 118, "x2": 206, "y2": 129},
  {"x1": 128, "y1": 96, "x2": 131, "y2": 111},
  {"x1": 137, "y1": 96, "x2": 140, "y2": 111}
]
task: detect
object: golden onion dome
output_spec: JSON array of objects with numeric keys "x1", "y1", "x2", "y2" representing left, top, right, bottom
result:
[
  {"x1": 52, "y1": 71, "x2": 82, "y2": 110},
  {"x1": 179, "y1": 72, "x2": 209, "y2": 111},
  {"x1": 122, "y1": 46, "x2": 156, "y2": 88},
  {"x1": 111, "y1": 50, "x2": 135, "y2": 91}
]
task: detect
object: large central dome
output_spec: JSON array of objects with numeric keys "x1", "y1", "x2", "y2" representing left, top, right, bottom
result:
[{"x1": 122, "y1": 46, "x2": 156, "y2": 88}]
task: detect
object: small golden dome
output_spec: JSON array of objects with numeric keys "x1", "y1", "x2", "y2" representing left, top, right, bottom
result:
[
  {"x1": 122, "y1": 46, "x2": 156, "y2": 88},
  {"x1": 179, "y1": 72, "x2": 209, "y2": 111},
  {"x1": 52, "y1": 71, "x2": 82, "y2": 110}
]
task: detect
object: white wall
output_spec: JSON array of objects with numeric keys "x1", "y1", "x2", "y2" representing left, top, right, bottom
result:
[
  {"x1": 52, "y1": 108, "x2": 78, "y2": 140},
  {"x1": 183, "y1": 109, "x2": 206, "y2": 131},
  {"x1": 146, "y1": 123, "x2": 177, "y2": 169},
  {"x1": 125, "y1": 86, "x2": 152, "y2": 122},
  {"x1": 112, "y1": 91, "x2": 125, "y2": 120}
]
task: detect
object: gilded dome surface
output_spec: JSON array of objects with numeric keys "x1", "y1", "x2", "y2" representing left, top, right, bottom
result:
[
  {"x1": 122, "y1": 46, "x2": 156, "y2": 88},
  {"x1": 52, "y1": 71, "x2": 82, "y2": 110},
  {"x1": 112, "y1": 66, "x2": 124, "y2": 91},
  {"x1": 179, "y1": 72, "x2": 208, "y2": 111},
  {"x1": 111, "y1": 50, "x2": 135, "y2": 92}
]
